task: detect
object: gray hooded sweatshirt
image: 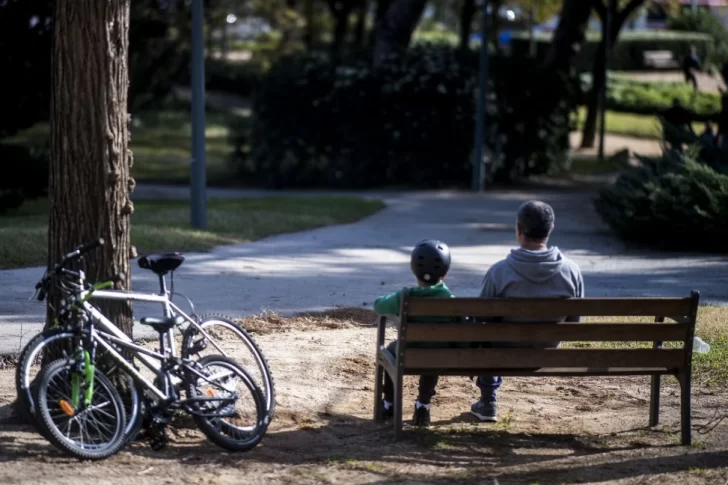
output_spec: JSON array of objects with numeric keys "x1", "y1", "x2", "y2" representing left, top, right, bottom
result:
[{"x1": 480, "y1": 246, "x2": 584, "y2": 346}]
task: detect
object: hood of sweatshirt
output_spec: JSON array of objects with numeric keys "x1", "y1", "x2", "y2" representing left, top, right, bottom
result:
[{"x1": 505, "y1": 246, "x2": 565, "y2": 284}]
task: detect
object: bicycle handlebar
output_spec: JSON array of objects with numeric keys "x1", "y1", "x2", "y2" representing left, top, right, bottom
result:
[
  {"x1": 34, "y1": 238, "x2": 107, "y2": 301},
  {"x1": 59, "y1": 238, "x2": 104, "y2": 272}
]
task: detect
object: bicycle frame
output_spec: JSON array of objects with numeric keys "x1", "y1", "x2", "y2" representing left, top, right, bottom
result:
[
  {"x1": 82, "y1": 288, "x2": 227, "y2": 362},
  {"x1": 88, "y1": 323, "x2": 236, "y2": 407}
]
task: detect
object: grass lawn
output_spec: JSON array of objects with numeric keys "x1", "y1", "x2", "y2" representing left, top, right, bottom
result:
[
  {"x1": 569, "y1": 308, "x2": 728, "y2": 388},
  {"x1": 0, "y1": 196, "x2": 385, "y2": 269},
  {"x1": 7, "y1": 104, "x2": 242, "y2": 186},
  {"x1": 576, "y1": 108, "x2": 704, "y2": 140}
]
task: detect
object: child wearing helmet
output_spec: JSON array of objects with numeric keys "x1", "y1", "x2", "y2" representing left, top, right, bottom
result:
[{"x1": 373, "y1": 239, "x2": 454, "y2": 427}]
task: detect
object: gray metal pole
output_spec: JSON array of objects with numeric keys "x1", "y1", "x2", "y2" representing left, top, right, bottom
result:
[
  {"x1": 597, "y1": 0, "x2": 611, "y2": 162},
  {"x1": 191, "y1": 0, "x2": 207, "y2": 229},
  {"x1": 472, "y1": 1, "x2": 488, "y2": 192}
]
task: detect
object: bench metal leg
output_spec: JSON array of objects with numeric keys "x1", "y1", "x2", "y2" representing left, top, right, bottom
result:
[
  {"x1": 393, "y1": 370, "x2": 404, "y2": 440},
  {"x1": 649, "y1": 375, "x2": 660, "y2": 427},
  {"x1": 373, "y1": 360, "x2": 384, "y2": 422},
  {"x1": 679, "y1": 371, "x2": 692, "y2": 446}
]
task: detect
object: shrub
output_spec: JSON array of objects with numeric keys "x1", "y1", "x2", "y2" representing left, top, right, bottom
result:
[
  {"x1": 0, "y1": 143, "x2": 48, "y2": 212},
  {"x1": 238, "y1": 44, "x2": 579, "y2": 189},
  {"x1": 203, "y1": 58, "x2": 263, "y2": 98},
  {"x1": 511, "y1": 30, "x2": 713, "y2": 72},
  {"x1": 580, "y1": 74, "x2": 720, "y2": 117},
  {"x1": 594, "y1": 151, "x2": 728, "y2": 251}
]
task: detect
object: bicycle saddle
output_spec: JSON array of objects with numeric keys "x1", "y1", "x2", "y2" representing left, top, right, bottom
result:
[
  {"x1": 138, "y1": 252, "x2": 185, "y2": 275},
  {"x1": 140, "y1": 316, "x2": 185, "y2": 333}
]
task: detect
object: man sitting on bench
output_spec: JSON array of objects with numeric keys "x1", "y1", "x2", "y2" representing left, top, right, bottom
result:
[{"x1": 471, "y1": 200, "x2": 585, "y2": 422}]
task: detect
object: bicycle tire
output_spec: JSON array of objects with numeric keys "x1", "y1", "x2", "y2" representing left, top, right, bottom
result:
[
  {"x1": 15, "y1": 328, "x2": 144, "y2": 445},
  {"x1": 185, "y1": 355, "x2": 266, "y2": 452},
  {"x1": 182, "y1": 314, "x2": 275, "y2": 426},
  {"x1": 34, "y1": 358, "x2": 128, "y2": 460},
  {"x1": 15, "y1": 328, "x2": 75, "y2": 427}
]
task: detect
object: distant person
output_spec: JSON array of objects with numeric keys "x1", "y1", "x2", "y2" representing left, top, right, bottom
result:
[
  {"x1": 699, "y1": 121, "x2": 720, "y2": 165},
  {"x1": 682, "y1": 45, "x2": 701, "y2": 91},
  {"x1": 662, "y1": 98, "x2": 695, "y2": 152},
  {"x1": 700, "y1": 121, "x2": 717, "y2": 147}
]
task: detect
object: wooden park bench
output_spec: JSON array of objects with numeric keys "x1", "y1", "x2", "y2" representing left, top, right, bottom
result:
[
  {"x1": 373, "y1": 290, "x2": 700, "y2": 444},
  {"x1": 643, "y1": 50, "x2": 678, "y2": 69}
]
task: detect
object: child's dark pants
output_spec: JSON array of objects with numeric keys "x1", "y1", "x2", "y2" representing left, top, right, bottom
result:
[{"x1": 382, "y1": 341, "x2": 439, "y2": 404}]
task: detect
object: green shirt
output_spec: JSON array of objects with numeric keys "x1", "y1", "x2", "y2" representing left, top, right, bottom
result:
[
  {"x1": 373, "y1": 281, "x2": 455, "y2": 316},
  {"x1": 374, "y1": 282, "x2": 463, "y2": 349}
]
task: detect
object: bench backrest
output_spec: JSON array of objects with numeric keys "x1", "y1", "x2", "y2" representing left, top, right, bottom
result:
[{"x1": 393, "y1": 290, "x2": 699, "y2": 375}]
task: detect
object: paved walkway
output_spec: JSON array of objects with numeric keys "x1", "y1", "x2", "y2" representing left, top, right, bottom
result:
[{"x1": 1, "y1": 186, "x2": 727, "y2": 353}]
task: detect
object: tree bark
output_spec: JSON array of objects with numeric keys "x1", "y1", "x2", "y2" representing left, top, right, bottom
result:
[
  {"x1": 580, "y1": 0, "x2": 644, "y2": 148},
  {"x1": 543, "y1": 0, "x2": 592, "y2": 73},
  {"x1": 581, "y1": 39, "x2": 606, "y2": 148},
  {"x1": 354, "y1": 0, "x2": 369, "y2": 47},
  {"x1": 304, "y1": 0, "x2": 316, "y2": 50},
  {"x1": 327, "y1": 0, "x2": 354, "y2": 63},
  {"x1": 489, "y1": 0, "x2": 501, "y2": 51},
  {"x1": 459, "y1": 0, "x2": 476, "y2": 53},
  {"x1": 48, "y1": 0, "x2": 134, "y2": 338},
  {"x1": 372, "y1": 0, "x2": 428, "y2": 67}
]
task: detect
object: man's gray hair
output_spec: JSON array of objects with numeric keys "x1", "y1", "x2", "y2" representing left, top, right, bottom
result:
[{"x1": 517, "y1": 200, "x2": 555, "y2": 240}]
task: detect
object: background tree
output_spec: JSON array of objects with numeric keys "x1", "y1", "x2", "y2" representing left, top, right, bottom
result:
[
  {"x1": 544, "y1": 0, "x2": 593, "y2": 73},
  {"x1": 372, "y1": 0, "x2": 428, "y2": 66},
  {"x1": 48, "y1": 0, "x2": 134, "y2": 336},
  {"x1": 0, "y1": 0, "x2": 53, "y2": 139},
  {"x1": 580, "y1": 0, "x2": 645, "y2": 148},
  {"x1": 459, "y1": 0, "x2": 476, "y2": 53},
  {"x1": 326, "y1": 0, "x2": 357, "y2": 62}
]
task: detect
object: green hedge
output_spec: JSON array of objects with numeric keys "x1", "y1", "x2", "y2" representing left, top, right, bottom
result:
[
  {"x1": 0, "y1": 143, "x2": 48, "y2": 213},
  {"x1": 511, "y1": 30, "x2": 713, "y2": 72},
  {"x1": 580, "y1": 74, "x2": 720, "y2": 117},
  {"x1": 236, "y1": 45, "x2": 579, "y2": 189}
]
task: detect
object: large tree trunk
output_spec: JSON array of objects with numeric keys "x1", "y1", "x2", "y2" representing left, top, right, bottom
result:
[
  {"x1": 354, "y1": 0, "x2": 368, "y2": 47},
  {"x1": 459, "y1": 0, "x2": 476, "y2": 53},
  {"x1": 304, "y1": 0, "x2": 316, "y2": 50},
  {"x1": 580, "y1": 40, "x2": 606, "y2": 148},
  {"x1": 330, "y1": 1, "x2": 353, "y2": 63},
  {"x1": 372, "y1": 0, "x2": 427, "y2": 67},
  {"x1": 580, "y1": 0, "x2": 644, "y2": 148},
  {"x1": 369, "y1": 0, "x2": 393, "y2": 46},
  {"x1": 48, "y1": 0, "x2": 134, "y2": 338},
  {"x1": 543, "y1": 0, "x2": 593, "y2": 73}
]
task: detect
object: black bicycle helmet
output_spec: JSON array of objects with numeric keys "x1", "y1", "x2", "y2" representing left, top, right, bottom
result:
[{"x1": 410, "y1": 239, "x2": 451, "y2": 283}]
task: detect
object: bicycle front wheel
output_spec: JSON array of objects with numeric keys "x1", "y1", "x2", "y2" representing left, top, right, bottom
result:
[
  {"x1": 183, "y1": 314, "x2": 275, "y2": 425},
  {"x1": 15, "y1": 328, "x2": 144, "y2": 445},
  {"x1": 186, "y1": 355, "x2": 266, "y2": 452},
  {"x1": 34, "y1": 358, "x2": 128, "y2": 460}
]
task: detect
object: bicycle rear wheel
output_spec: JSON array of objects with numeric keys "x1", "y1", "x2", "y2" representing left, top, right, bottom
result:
[
  {"x1": 186, "y1": 355, "x2": 266, "y2": 452},
  {"x1": 34, "y1": 358, "x2": 127, "y2": 460},
  {"x1": 15, "y1": 328, "x2": 75, "y2": 425},
  {"x1": 183, "y1": 314, "x2": 275, "y2": 426}
]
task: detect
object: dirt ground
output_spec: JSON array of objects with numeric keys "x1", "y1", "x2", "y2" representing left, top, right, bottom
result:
[{"x1": 1, "y1": 311, "x2": 727, "y2": 485}]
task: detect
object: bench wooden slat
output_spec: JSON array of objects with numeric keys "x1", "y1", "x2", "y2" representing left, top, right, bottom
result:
[
  {"x1": 403, "y1": 348, "x2": 685, "y2": 370},
  {"x1": 405, "y1": 322, "x2": 689, "y2": 342},
  {"x1": 402, "y1": 367, "x2": 675, "y2": 377},
  {"x1": 405, "y1": 297, "x2": 693, "y2": 318}
]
